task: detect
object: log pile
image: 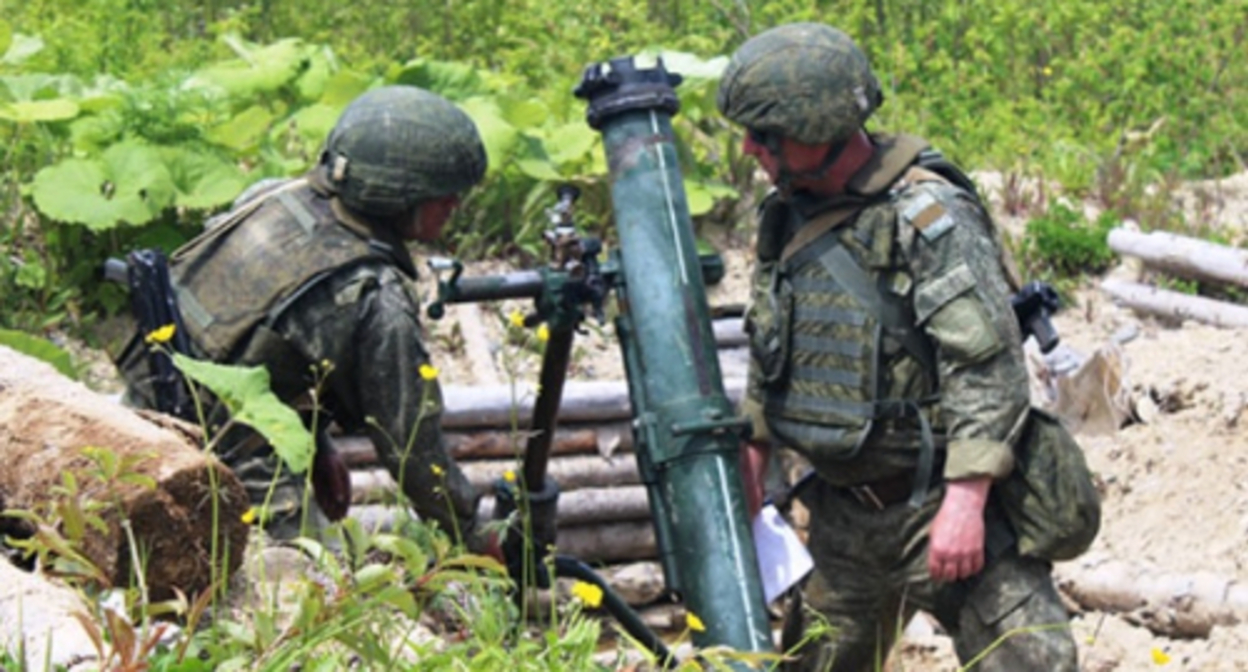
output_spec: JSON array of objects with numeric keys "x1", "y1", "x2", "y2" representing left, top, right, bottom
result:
[
  {"x1": 1103, "y1": 227, "x2": 1248, "y2": 328},
  {"x1": 337, "y1": 328, "x2": 751, "y2": 617},
  {"x1": 0, "y1": 346, "x2": 251, "y2": 601}
]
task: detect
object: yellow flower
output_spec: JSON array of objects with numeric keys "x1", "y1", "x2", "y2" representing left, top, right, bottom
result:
[
  {"x1": 240, "y1": 507, "x2": 258, "y2": 525},
  {"x1": 419, "y1": 363, "x2": 439, "y2": 381},
  {"x1": 144, "y1": 323, "x2": 176, "y2": 344},
  {"x1": 686, "y1": 611, "x2": 706, "y2": 632},
  {"x1": 508, "y1": 310, "x2": 525, "y2": 329},
  {"x1": 1042, "y1": 65, "x2": 1054, "y2": 77},
  {"x1": 536, "y1": 324, "x2": 550, "y2": 343},
  {"x1": 571, "y1": 581, "x2": 603, "y2": 608},
  {"x1": 431, "y1": 464, "x2": 445, "y2": 477},
  {"x1": 1151, "y1": 648, "x2": 1171, "y2": 665},
  {"x1": 503, "y1": 469, "x2": 517, "y2": 483}
]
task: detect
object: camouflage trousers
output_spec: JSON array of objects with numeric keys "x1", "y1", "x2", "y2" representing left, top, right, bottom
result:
[
  {"x1": 781, "y1": 478, "x2": 1078, "y2": 672},
  {"x1": 230, "y1": 448, "x2": 327, "y2": 542}
]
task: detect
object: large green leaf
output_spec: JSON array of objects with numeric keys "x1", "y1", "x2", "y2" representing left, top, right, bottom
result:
[
  {"x1": 294, "y1": 46, "x2": 336, "y2": 102},
  {"x1": 540, "y1": 122, "x2": 598, "y2": 167},
  {"x1": 0, "y1": 329, "x2": 75, "y2": 379},
  {"x1": 190, "y1": 37, "x2": 311, "y2": 98},
  {"x1": 391, "y1": 58, "x2": 486, "y2": 101},
  {"x1": 31, "y1": 140, "x2": 176, "y2": 229},
  {"x1": 284, "y1": 103, "x2": 341, "y2": 149},
  {"x1": 499, "y1": 97, "x2": 549, "y2": 129},
  {"x1": 1, "y1": 33, "x2": 43, "y2": 66},
  {"x1": 161, "y1": 147, "x2": 248, "y2": 210},
  {"x1": 684, "y1": 179, "x2": 737, "y2": 217},
  {"x1": 0, "y1": 21, "x2": 11, "y2": 58},
  {"x1": 459, "y1": 96, "x2": 519, "y2": 173},
  {"x1": 206, "y1": 104, "x2": 274, "y2": 152},
  {"x1": 0, "y1": 99, "x2": 79, "y2": 123},
  {"x1": 172, "y1": 354, "x2": 314, "y2": 474},
  {"x1": 319, "y1": 70, "x2": 375, "y2": 107},
  {"x1": 648, "y1": 51, "x2": 729, "y2": 80}
]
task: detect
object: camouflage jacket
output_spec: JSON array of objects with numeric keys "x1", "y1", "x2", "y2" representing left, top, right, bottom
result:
[
  {"x1": 123, "y1": 175, "x2": 480, "y2": 540},
  {"x1": 743, "y1": 135, "x2": 1028, "y2": 485}
]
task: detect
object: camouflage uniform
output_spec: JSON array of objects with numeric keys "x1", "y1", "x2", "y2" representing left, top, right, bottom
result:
[
  {"x1": 719, "y1": 24, "x2": 1079, "y2": 671},
  {"x1": 119, "y1": 86, "x2": 485, "y2": 543}
]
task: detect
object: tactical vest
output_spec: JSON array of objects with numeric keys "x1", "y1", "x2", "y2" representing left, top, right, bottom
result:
[
  {"x1": 169, "y1": 179, "x2": 411, "y2": 367},
  {"x1": 747, "y1": 134, "x2": 982, "y2": 464}
]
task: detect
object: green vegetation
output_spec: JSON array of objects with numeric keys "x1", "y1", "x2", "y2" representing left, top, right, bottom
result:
[{"x1": 1, "y1": 0, "x2": 1245, "y2": 335}]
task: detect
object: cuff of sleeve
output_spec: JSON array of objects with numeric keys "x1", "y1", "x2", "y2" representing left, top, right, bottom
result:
[
  {"x1": 741, "y1": 397, "x2": 772, "y2": 444},
  {"x1": 944, "y1": 438, "x2": 1015, "y2": 481}
]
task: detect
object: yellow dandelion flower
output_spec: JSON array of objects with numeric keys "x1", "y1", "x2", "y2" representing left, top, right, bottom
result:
[
  {"x1": 686, "y1": 611, "x2": 706, "y2": 632},
  {"x1": 571, "y1": 581, "x2": 604, "y2": 609},
  {"x1": 240, "y1": 507, "x2": 258, "y2": 525},
  {"x1": 1151, "y1": 648, "x2": 1171, "y2": 665},
  {"x1": 144, "y1": 323, "x2": 177, "y2": 344},
  {"x1": 1042, "y1": 65, "x2": 1053, "y2": 77},
  {"x1": 508, "y1": 310, "x2": 525, "y2": 329},
  {"x1": 419, "y1": 363, "x2": 439, "y2": 381},
  {"x1": 431, "y1": 463, "x2": 445, "y2": 477},
  {"x1": 503, "y1": 470, "x2": 517, "y2": 484},
  {"x1": 536, "y1": 324, "x2": 550, "y2": 342}
]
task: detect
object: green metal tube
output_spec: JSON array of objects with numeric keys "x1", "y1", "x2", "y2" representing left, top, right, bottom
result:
[{"x1": 575, "y1": 57, "x2": 774, "y2": 657}]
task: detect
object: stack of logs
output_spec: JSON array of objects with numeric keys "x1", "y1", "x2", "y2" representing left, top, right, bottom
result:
[
  {"x1": 1102, "y1": 227, "x2": 1248, "y2": 327},
  {"x1": 333, "y1": 318, "x2": 752, "y2": 629}
]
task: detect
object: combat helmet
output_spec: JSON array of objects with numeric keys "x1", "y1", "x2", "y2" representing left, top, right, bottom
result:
[
  {"x1": 322, "y1": 86, "x2": 487, "y2": 218},
  {"x1": 717, "y1": 23, "x2": 883, "y2": 146}
]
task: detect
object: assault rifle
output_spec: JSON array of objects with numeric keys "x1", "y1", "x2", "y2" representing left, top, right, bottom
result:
[
  {"x1": 1011, "y1": 280, "x2": 1062, "y2": 353},
  {"x1": 104, "y1": 250, "x2": 195, "y2": 419}
]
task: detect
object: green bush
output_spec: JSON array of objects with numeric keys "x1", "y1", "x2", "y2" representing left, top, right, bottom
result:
[{"x1": 1022, "y1": 204, "x2": 1117, "y2": 279}]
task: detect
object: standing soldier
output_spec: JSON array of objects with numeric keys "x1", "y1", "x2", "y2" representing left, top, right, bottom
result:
[
  {"x1": 718, "y1": 23, "x2": 1080, "y2": 671},
  {"x1": 118, "y1": 86, "x2": 496, "y2": 546}
]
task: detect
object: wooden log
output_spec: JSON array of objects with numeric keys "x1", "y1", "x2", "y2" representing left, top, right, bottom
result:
[
  {"x1": 1100, "y1": 278, "x2": 1248, "y2": 328},
  {"x1": 350, "y1": 472, "x2": 652, "y2": 525},
  {"x1": 440, "y1": 377, "x2": 746, "y2": 429},
  {"x1": 0, "y1": 347, "x2": 250, "y2": 601},
  {"x1": 350, "y1": 454, "x2": 642, "y2": 501},
  {"x1": 1055, "y1": 558, "x2": 1248, "y2": 638},
  {"x1": 1108, "y1": 227, "x2": 1248, "y2": 288},
  {"x1": 333, "y1": 421, "x2": 635, "y2": 467},
  {"x1": 557, "y1": 520, "x2": 657, "y2": 564},
  {"x1": 348, "y1": 504, "x2": 657, "y2": 563}
]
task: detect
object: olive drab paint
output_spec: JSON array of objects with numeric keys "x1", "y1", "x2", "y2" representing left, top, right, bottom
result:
[{"x1": 575, "y1": 57, "x2": 775, "y2": 660}]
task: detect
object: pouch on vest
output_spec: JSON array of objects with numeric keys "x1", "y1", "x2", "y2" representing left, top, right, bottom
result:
[
  {"x1": 998, "y1": 408, "x2": 1101, "y2": 561},
  {"x1": 744, "y1": 262, "x2": 793, "y2": 387}
]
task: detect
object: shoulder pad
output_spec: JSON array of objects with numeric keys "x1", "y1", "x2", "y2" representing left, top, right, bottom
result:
[{"x1": 896, "y1": 182, "x2": 958, "y2": 241}]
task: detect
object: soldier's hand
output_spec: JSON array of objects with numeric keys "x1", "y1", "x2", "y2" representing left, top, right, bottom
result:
[{"x1": 928, "y1": 478, "x2": 991, "y2": 582}]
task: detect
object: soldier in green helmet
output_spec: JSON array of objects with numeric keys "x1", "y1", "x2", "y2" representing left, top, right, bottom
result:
[
  {"x1": 118, "y1": 85, "x2": 494, "y2": 549},
  {"x1": 719, "y1": 23, "x2": 1080, "y2": 671}
]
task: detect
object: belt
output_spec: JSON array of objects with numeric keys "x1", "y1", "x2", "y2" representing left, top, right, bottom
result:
[{"x1": 844, "y1": 467, "x2": 945, "y2": 511}]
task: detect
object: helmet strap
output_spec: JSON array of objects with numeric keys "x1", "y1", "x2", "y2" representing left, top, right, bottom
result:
[{"x1": 773, "y1": 135, "x2": 851, "y2": 199}]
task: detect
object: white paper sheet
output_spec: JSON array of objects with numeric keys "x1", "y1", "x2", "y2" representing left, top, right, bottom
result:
[{"x1": 752, "y1": 503, "x2": 815, "y2": 604}]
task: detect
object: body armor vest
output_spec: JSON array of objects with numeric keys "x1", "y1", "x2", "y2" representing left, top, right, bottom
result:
[
  {"x1": 169, "y1": 180, "x2": 405, "y2": 363},
  {"x1": 747, "y1": 134, "x2": 943, "y2": 464}
]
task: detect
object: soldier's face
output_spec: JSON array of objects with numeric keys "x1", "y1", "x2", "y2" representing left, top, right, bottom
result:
[
  {"x1": 742, "y1": 132, "x2": 834, "y2": 187},
  {"x1": 403, "y1": 195, "x2": 462, "y2": 242}
]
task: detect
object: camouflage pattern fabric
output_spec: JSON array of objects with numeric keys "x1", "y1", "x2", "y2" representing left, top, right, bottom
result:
[
  {"x1": 780, "y1": 480, "x2": 1078, "y2": 671},
  {"x1": 717, "y1": 23, "x2": 883, "y2": 145},
  {"x1": 122, "y1": 178, "x2": 481, "y2": 545},
  {"x1": 324, "y1": 86, "x2": 487, "y2": 218},
  {"x1": 741, "y1": 130, "x2": 1077, "y2": 668}
]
